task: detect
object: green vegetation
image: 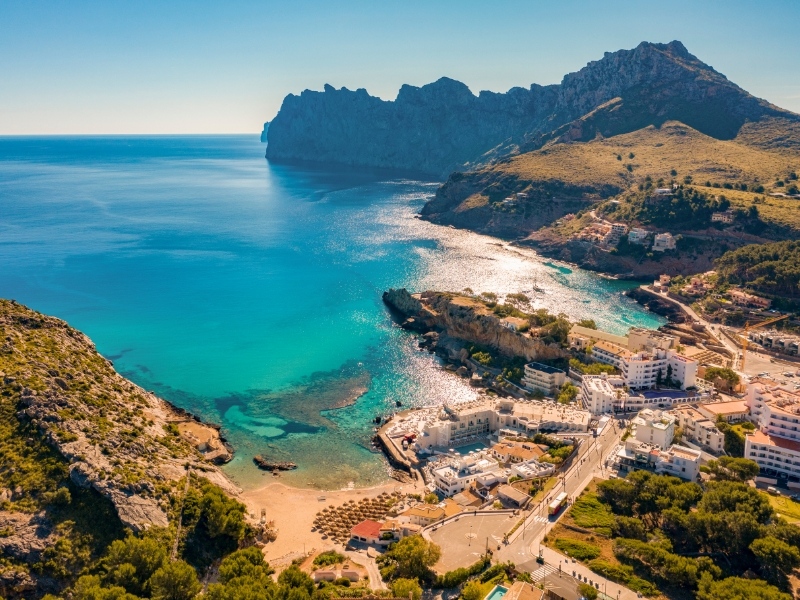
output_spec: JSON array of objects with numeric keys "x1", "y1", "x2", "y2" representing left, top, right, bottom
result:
[
  {"x1": 586, "y1": 559, "x2": 659, "y2": 596},
  {"x1": 580, "y1": 471, "x2": 800, "y2": 596},
  {"x1": 553, "y1": 538, "x2": 601, "y2": 561},
  {"x1": 702, "y1": 366, "x2": 740, "y2": 392},
  {"x1": 377, "y1": 535, "x2": 441, "y2": 584},
  {"x1": 568, "y1": 358, "x2": 616, "y2": 376},
  {"x1": 701, "y1": 456, "x2": 759, "y2": 482},
  {"x1": 433, "y1": 555, "x2": 490, "y2": 589},
  {"x1": 715, "y1": 419, "x2": 751, "y2": 457},
  {"x1": 577, "y1": 583, "x2": 598, "y2": 600},
  {"x1": 715, "y1": 240, "x2": 800, "y2": 299},
  {"x1": 556, "y1": 382, "x2": 578, "y2": 405},
  {"x1": 391, "y1": 578, "x2": 422, "y2": 600},
  {"x1": 568, "y1": 493, "x2": 615, "y2": 535},
  {"x1": 601, "y1": 186, "x2": 738, "y2": 231},
  {"x1": 313, "y1": 551, "x2": 347, "y2": 568}
]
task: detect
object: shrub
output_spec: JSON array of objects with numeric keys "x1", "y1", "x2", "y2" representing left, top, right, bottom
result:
[
  {"x1": 313, "y1": 551, "x2": 346, "y2": 568},
  {"x1": 570, "y1": 493, "x2": 615, "y2": 531},
  {"x1": 578, "y1": 583, "x2": 598, "y2": 599},
  {"x1": 333, "y1": 578, "x2": 351, "y2": 587},
  {"x1": 553, "y1": 538, "x2": 601, "y2": 561},
  {"x1": 391, "y1": 578, "x2": 421, "y2": 600}
]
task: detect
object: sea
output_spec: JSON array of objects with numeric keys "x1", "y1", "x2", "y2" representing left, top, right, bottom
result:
[{"x1": 0, "y1": 135, "x2": 664, "y2": 490}]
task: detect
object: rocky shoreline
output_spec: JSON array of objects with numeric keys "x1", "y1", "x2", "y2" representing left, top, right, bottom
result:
[
  {"x1": 382, "y1": 288, "x2": 566, "y2": 364},
  {"x1": 0, "y1": 300, "x2": 240, "y2": 533}
]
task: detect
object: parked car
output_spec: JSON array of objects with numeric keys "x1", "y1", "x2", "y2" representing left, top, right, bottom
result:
[
  {"x1": 767, "y1": 486, "x2": 780, "y2": 495},
  {"x1": 790, "y1": 494, "x2": 800, "y2": 502}
]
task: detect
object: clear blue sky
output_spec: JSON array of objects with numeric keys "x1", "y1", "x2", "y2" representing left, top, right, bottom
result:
[{"x1": 2, "y1": 0, "x2": 799, "y2": 134}]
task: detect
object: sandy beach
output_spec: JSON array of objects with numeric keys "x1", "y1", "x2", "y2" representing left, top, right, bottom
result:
[{"x1": 242, "y1": 476, "x2": 426, "y2": 564}]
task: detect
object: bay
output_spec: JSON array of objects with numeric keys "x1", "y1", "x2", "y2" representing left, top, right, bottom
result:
[{"x1": 0, "y1": 135, "x2": 663, "y2": 489}]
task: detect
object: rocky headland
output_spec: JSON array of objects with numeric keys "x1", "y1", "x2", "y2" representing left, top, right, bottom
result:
[
  {"x1": 382, "y1": 288, "x2": 566, "y2": 363},
  {"x1": 0, "y1": 299, "x2": 243, "y2": 596}
]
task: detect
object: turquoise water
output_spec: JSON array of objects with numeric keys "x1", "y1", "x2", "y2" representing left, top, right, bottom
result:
[
  {"x1": 485, "y1": 585, "x2": 508, "y2": 600},
  {"x1": 0, "y1": 135, "x2": 663, "y2": 489}
]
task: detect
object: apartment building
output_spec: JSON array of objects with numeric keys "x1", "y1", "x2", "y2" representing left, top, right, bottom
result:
[
  {"x1": 615, "y1": 438, "x2": 701, "y2": 481},
  {"x1": 581, "y1": 374, "x2": 617, "y2": 415},
  {"x1": 591, "y1": 341, "x2": 697, "y2": 390},
  {"x1": 521, "y1": 362, "x2": 566, "y2": 396},
  {"x1": 671, "y1": 405, "x2": 725, "y2": 454},
  {"x1": 633, "y1": 409, "x2": 676, "y2": 450},
  {"x1": 744, "y1": 380, "x2": 800, "y2": 481}
]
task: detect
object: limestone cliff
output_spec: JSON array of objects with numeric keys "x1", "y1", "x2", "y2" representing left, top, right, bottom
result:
[
  {"x1": 383, "y1": 289, "x2": 566, "y2": 362},
  {"x1": 0, "y1": 300, "x2": 239, "y2": 534},
  {"x1": 265, "y1": 41, "x2": 799, "y2": 177}
]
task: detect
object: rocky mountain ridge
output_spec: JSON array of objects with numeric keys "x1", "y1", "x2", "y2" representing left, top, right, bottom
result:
[{"x1": 265, "y1": 41, "x2": 799, "y2": 177}]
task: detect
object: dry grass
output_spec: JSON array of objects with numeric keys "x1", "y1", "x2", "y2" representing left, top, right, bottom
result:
[
  {"x1": 490, "y1": 121, "x2": 800, "y2": 191},
  {"x1": 763, "y1": 492, "x2": 800, "y2": 524},
  {"x1": 686, "y1": 185, "x2": 800, "y2": 231}
]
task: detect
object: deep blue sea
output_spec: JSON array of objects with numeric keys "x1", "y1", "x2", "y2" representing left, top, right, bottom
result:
[{"x1": 0, "y1": 135, "x2": 663, "y2": 489}]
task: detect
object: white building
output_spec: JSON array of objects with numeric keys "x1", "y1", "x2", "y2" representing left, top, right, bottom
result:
[
  {"x1": 671, "y1": 405, "x2": 725, "y2": 454},
  {"x1": 628, "y1": 228, "x2": 649, "y2": 245},
  {"x1": 396, "y1": 398, "x2": 592, "y2": 452},
  {"x1": 633, "y1": 409, "x2": 676, "y2": 450},
  {"x1": 655, "y1": 444, "x2": 703, "y2": 481},
  {"x1": 581, "y1": 374, "x2": 617, "y2": 415},
  {"x1": 628, "y1": 328, "x2": 677, "y2": 352},
  {"x1": 495, "y1": 399, "x2": 591, "y2": 436},
  {"x1": 430, "y1": 450, "x2": 511, "y2": 496},
  {"x1": 744, "y1": 380, "x2": 800, "y2": 482},
  {"x1": 652, "y1": 233, "x2": 677, "y2": 252},
  {"x1": 614, "y1": 438, "x2": 702, "y2": 481},
  {"x1": 521, "y1": 362, "x2": 566, "y2": 396},
  {"x1": 509, "y1": 460, "x2": 555, "y2": 480},
  {"x1": 591, "y1": 341, "x2": 697, "y2": 391}
]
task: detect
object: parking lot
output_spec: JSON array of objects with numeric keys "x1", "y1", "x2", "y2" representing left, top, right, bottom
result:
[{"x1": 428, "y1": 512, "x2": 516, "y2": 572}]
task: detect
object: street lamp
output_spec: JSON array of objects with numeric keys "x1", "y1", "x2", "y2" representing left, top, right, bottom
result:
[{"x1": 469, "y1": 524, "x2": 472, "y2": 547}]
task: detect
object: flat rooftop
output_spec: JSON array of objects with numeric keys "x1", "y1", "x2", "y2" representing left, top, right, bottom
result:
[
  {"x1": 525, "y1": 362, "x2": 565, "y2": 375},
  {"x1": 699, "y1": 400, "x2": 748, "y2": 415}
]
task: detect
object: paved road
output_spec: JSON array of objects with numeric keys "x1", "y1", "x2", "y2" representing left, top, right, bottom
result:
[
  {"x1": 496, "y1": 420, "x2": 623, "y2": 563},
  {"x1": 346, "y1": 550, "x2": 387, "y2": 590},
  {"x1": 422, "y1": 419, "x2": 636, "y2": 597}
]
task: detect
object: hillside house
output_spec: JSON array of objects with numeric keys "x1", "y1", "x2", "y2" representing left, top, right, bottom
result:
[{"x1": 652, "y1": 232, "x2": 676, "y2": 252}]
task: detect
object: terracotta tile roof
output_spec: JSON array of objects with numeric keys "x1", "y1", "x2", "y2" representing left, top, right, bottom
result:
[
  {"x1": 749, "y1": 429, "x2": 800, "y2": 453},
  {"x1": 350, "y1": 520, "x2": 383, "y2": 539}
]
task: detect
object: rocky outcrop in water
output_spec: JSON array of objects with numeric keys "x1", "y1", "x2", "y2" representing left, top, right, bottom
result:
[
  {"x1": 253, "y1": 455, "x2": 297, "y2": 471},
  {"x1": 265, "y1": 41, "x2": 798, "y2": 177},
  {"x1": 383, "y1": 289, "x2": 566, "y2": 362}
]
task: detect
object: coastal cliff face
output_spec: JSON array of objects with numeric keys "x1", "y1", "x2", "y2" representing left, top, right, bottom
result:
[
  {"x1": 265, "y1": 41, "x2": 797, "y2": 177},
  {"x1": 0, "y1": 300, "x2": 238, "y2": 534},
  {"x1": 383, "y1": 289, "x2": 566, "y2": 362}
]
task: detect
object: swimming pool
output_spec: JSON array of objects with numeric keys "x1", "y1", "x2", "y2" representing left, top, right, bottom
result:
[
  {"x1": 454, "y1": 441, "x2": 488, "y2": 455},
  {"x1": 484, "y1": 585, "x2": 508, "y2": 600}
]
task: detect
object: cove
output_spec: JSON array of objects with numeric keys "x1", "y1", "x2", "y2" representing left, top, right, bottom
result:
[{"x1": 0, "y1": 135, "x2": 664, "y2": 489}]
